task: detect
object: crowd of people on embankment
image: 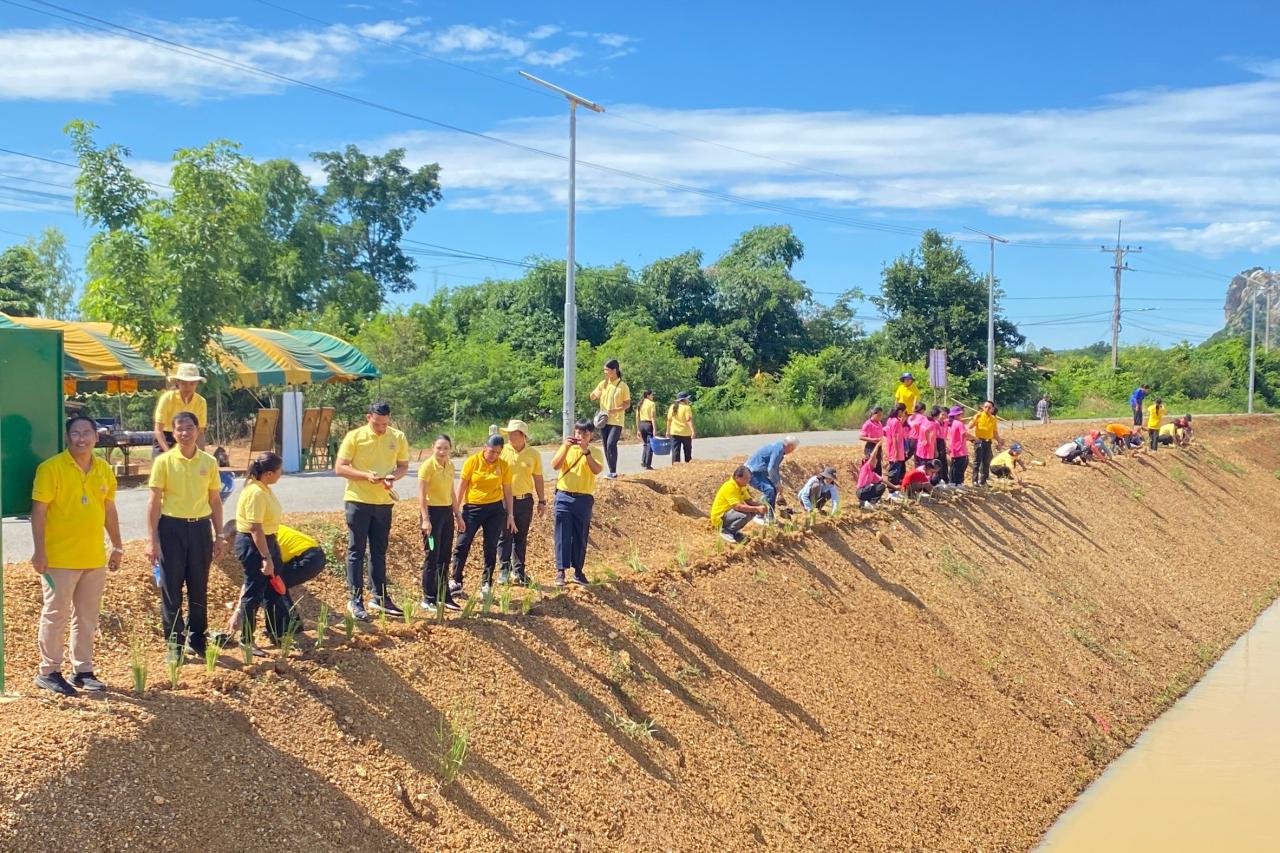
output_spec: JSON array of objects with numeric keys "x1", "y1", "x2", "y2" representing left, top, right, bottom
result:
[{"x1": 24, "y1": 363, "x2": 1196, "y2": 697}]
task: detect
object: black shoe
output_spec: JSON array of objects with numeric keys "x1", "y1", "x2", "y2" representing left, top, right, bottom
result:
[
  {"x1": 443, "y1": 597, "x2": 462, "y2": 612},
  {"x1": 571, "y1": 570, "x2": 589, "y2": 587},
  {"x1": 71, "y1": 671, "x2": 107, "y2": 692},
  {"x1": 33, "y1": 672, "x2": 78, "y2": 697},
  {"x1": 370, "y1": 596, "x2": 403, "y2": 618},
  {"x1": 184, "y1": 644, "x2": 206, "y2": 659},
  {"x1": 513, "y1": 572, "x2": 532, "y2": 586},
  {"x1": 348, "y1": 599, "x2": 370, "y2": 621}
]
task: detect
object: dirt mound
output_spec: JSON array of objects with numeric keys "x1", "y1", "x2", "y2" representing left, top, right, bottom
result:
[{"x1": 2, "y1": 418, "x2": 1279, "y2": 851}]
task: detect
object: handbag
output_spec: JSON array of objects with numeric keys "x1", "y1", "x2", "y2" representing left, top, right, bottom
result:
[{"x1": 593, "y1": 410, "x2": 609, "y2": 429}]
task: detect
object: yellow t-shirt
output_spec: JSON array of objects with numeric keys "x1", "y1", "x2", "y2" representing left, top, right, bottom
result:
[
  {"x1": 148, "y1": 448, "x2": 220, "y2": 518},
  {"x1": 338, "y1": 424, "x2": 410, "y2": 505},
  {"x1": 556, "y1": 446, "x2": 603, "y2": 495},
  {"x1": 709, "y1": 478, "x2": 752, "y2": 528},
  {"x1": 417, "y1": 456, "x2": 456, "y2": 507},
  {"x1": 501, "y1": 444, "x2": 543, "y2": 498},
  {"x1": 990, "y1": 450, "x2": 1016, "y2": 470},
  {"x1": 460, "y1": 452, "x2": 512, "y2": 505},
  {"x1": 154, "y1": 389, "x2": 208, "y2": 431},
  {"x1": 637, "y1": 398, "x2": 656, "y2": 424},
  {"x1": 894, "y1": 383, "x2": 919, "y2": 414},
  {"x1": 31, "y1": 450, "x2": 117, "y2": 569},
  {"x1": 970, "y1": 411, "x2": 997, "y2": 441},
  {"x1": 667, "y1": 402, "x2": 694, "y2": 437},
  {"x1": 1159, "y1": 423, "x2": 1176, "y2": 438},
  {"x1": 1147, "y1": 403, "x2": 1166, "y2": 429},
  {"x1": 276, "y1": 525, "x2": 318, "y2": 562},
  {"x1": 235, "y1": 479, "x2": 282, "y2": 535},
  {"x1": 593, "y1": 379, "x2": 631, "y2": 427}
]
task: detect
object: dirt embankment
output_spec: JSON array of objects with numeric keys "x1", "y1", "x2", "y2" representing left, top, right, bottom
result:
[{"x1": 2, "y1": 418, "x2": 1280, "y2": 852}]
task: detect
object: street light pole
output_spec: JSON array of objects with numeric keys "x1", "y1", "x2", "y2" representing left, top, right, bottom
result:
[
  {"x1": 964, "y1": 227, "x2": 1008, "y2": 403},
  {"x1": 519, "y1": 71, "x2": 605, "y2": 437},
  {"x1": 1244, "y1": 270, "x2": 1270, "y2": 415}
]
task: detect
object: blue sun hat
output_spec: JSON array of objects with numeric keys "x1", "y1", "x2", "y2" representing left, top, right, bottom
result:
[{"x1": 1010, "y1": 442, "x2": 1023, "y2": 454}]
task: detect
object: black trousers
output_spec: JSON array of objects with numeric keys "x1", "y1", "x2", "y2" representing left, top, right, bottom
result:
[
  {"x1": 1149, "y1": 428, "x2": 1160, "y2": 451},
  {"x1": 639, "y1": 421, "x2": 654, "y2": 468},
  {"x1": 452, "y1": 501, "x2": 505, "y2": 584},
  {"x1": 991, "y1": 464, "x2": 1013, "y2": 479},
  {"x1": 935, "y1": 439, "x2": 948, "y2": 482},
  {"x1": 950, "y1": 457, "x2": 968, "y2": 485},
  {"x1": 157, "y1": 515, "x2": 213, "y2": 653},
  {"x1": 972, "y1": 440, "x2": 993, "y2": 485},
  {"x1": 1133, "y1": 405, "x2": 1143, "y2": 427},
  {"x1": 887, "y1": 460, "x2": 906, "y2": 485},
  {"x1": 421, "y1": 505, "x2": 455, "y2": 602},
  {"x1": 671, "y1": 435, "x2": 693, "y2": 464},
  {"x1": 235, "y1": 533, "x2": 290, "y2": 642},
  {"x1": 500, "y1": 495, "x2": 535, "y2": 578},
  {"x1": 345, "y1": 501, "x2": 392, "y2": 602},
  {"x1": 904, "y1": 438, "x2": 917, "y2": 462},
  {"x1": 856, "y1": 483, "x2": 886, "y2": 503},
  {"x1": 280, "y1": 547, "x2": 326, "y2": 588},
  {"x1": 602, "y1": 424, "x2": 622, "y2": 474}
]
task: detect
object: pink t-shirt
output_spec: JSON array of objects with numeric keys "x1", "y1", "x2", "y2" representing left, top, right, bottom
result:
[
  {"x1": 915, "y1": 419, "x2": 938, "y2": 459},
  {"x1": 860, "y1": 418, "x2": 885, "y2": 441},
  {"x1": 947, "y1": 418, "x2": 968, "y2": 457},
  {"x1": 884, "y1": 417, "x2": 905, "y2": 462},
  {"x1": 856, "y1": 457, "x2": 881, "y2": 489},
  {"x1": 907, "y1": 413, "x2": 927, "y2": 441}
]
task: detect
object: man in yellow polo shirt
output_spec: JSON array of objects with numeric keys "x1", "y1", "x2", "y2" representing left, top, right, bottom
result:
[
  {"x1": 29, "y1": 414, "x2": 124, "y2": 696},
  {"x1": 968, "y1": 399, "x2": 1002, "y2": 486},
  {"x1": 147, "y1": 410, "x2": 224, "y2": 660},
  {"x1": 334, "y1": 401, "x2": 409, "y2": 620},
  {"x1": 153, "y1": 363, "x2": 208, "y2": 454},
  {"x1": 710, "y1": 465, "x2": 768, "y2": 544},
  {"x1": 498, "y1": 419, "x2": 545, "y2": 586}
]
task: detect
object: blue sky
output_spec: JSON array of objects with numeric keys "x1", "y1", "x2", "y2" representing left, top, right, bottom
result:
[{"x1": 1, "y1": 0, "x2": 1277, "y2": 349}]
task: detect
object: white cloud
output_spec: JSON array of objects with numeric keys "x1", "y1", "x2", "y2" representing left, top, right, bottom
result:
[
  {"x1": 355, "y1": 21, "x2": 410, "y2": 41},
  {"x1": 427, "y1": 24, "x2": 528, "y2": 58},
  {"x1": 527, "y1": 24, "x2": 561, "y2": 40},
  {"x1": 595, "y1": 33, "x2": 631, "y2": 48},
  {"x1": 370, "y1": 67, "x2": 1280, "y2": 253},
  {"x1": 524, "y1": 47, "x2": 580, "y2": 67}
]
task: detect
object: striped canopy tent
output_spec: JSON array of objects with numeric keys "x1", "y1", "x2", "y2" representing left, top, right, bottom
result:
[{"x1": 0, "y1": 313, "x2": 379, "y2": 389}]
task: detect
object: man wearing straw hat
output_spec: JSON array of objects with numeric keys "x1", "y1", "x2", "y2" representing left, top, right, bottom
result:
[
  {"x1": 153, "y1": 362, "x2": 208, "y2": 455},
  {"x1": 497, "y1": 419, "x2": 546, "y2": 586}
]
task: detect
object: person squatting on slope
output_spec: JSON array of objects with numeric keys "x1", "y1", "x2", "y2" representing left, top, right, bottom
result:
[
  {"x1": 798, "y1": 467, "x2": 840, "y2": 515},
  {"x1": 989, "y1": 443, "x2": 1027, "y2": 482},
  {"x1": 745, "y1": 436, "x2": 800, "y2": 518},
  {"x1": 711, "y1": 465, "x2": 769, "y2": 543}
]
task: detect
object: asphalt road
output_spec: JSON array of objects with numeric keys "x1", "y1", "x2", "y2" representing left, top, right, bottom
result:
[{"x1": 1, "y1": 428, "x2": 860, "y2": 564}]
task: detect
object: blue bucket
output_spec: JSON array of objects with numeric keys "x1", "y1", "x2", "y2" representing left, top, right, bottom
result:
[{"x1": 649, "y1": 437, "x2": 673, "y2": 455}]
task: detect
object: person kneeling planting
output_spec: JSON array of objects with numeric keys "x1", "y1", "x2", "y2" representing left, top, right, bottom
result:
[
  {"x1": 854, "y1": 442, "x2": 897, "y2": 507},
  {"x1": 710, "y1": 465, "x2": 768, "y2": 543},
  {"x1": 798, "y1": 467, "x2": 840, "y2": 515},
  {"x1": 989, "y1": 443, "x2": 1027, "y2": 481},
  {"x1": 902, "y1": 459, "x2": 941, "y2": 498},
  {"x1": 745, "y1": 436, "x2": 800, "y2": 519}
]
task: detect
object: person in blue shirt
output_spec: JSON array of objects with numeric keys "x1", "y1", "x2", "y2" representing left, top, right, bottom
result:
[
  {"x1": 1129, "y1": 384, "x2": 1150, "y2": 427},
  {"x1": 745, "y1": 436, "x2": 799, "y2": 518},
  {"x1": 798, "y1": 467, "x2": 840, "y2": 515}
]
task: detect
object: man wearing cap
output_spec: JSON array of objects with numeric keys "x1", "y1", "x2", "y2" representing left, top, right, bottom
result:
[
  {"x1": 894, "y1": 373, "x2": 920, "y2": 415},
  {"x1": 745, "y1": 436, "x2": 799, "y2": 518},
  {"x1": 153, "y1": 363, "x2": 208, "y2": 454},
  {"x1": 989, "y1": 443, "x2": 1026, "y2": 481},
  {"x1": 334, "y1": 401, "x2": 410, "y2": 620},
  {"x1": 797, "y1": 467, "x2": 840, "y2": 515},
  {"x1": 498, "y1": 419, "x2": 545, "y2": 586}
]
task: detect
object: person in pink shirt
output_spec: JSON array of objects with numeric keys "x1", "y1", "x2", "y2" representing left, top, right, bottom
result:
[
  {"x1": 929, "y1": 406, "x2": 949, "y2": 483},
  {"x1": 859, "y1": 406, "x2": 885, "y2": 474},
  {"x1": 883, "y1": 404, "x2": 907, "y2": 485},
  {"x1": 945, "y1": 405, "x2": 972, "y2": 485},
  {"x1": 852, "y1": 441, "x2": 897, "y2": 506},
  {"x1": 905, "y1": 402, "x2": 927, "y2": 462},
  {"x1": 914, "y1": 408, "x2": 939, "y2": 471}
]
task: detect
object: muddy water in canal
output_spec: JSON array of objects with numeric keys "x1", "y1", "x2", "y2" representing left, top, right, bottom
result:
[{"x1": 1039, "y1": 600, "x2": 1280, "y2": 851}]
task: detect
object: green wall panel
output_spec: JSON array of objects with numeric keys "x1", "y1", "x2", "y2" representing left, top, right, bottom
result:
[{"x1": 1, "y1": 328, "x2": 64, "y2": 517}]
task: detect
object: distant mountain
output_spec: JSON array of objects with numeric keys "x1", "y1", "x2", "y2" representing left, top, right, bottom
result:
[{"x1": 1223, "y1": 267, "x2": 1276, "y2": 335}]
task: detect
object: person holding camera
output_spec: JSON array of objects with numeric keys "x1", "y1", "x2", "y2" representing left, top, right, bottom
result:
[{"x1": 550, "y1": 419, "x2": 604, "y2": 587}]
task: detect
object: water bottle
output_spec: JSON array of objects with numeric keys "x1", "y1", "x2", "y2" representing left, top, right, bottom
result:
[{"x1": 152, "y1": 562, "x2": 163, "y2": 589}]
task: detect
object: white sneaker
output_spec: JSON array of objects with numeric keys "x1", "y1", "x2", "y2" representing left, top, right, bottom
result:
[
  {"x1": 887, "y1": 492, "x2": 905, "y2": 503},
  {"x1": 720, "y1": 531, "x2": 738, "y2": 544},
  {"x1": 751, "y1": 516, "x2": 767, "y2": 526},
  {"x1": 448, "y1": 580, "x2": 463, "y2": 595},
  {"x1": 480, "y1": 583, "x2": 492, "y2": 598},
  {"x1": 861, "y1": 501, "x2": 876, "y2": 509}
]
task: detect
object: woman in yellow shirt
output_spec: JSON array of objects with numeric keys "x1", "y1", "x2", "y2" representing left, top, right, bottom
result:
[
  {"x1": 417, "y1": 435, "x2": 461, "y2": 611},
  {"x1": 636, "y1": 390, "x2": 657, "y2": 470},
  {"x1": 589, "y1": 359, "x2": 630, "y2": 479},
  {"x1": 450, "y1": 434, "x2": 515, "y2": 597},
  {"x1": 234, "y1": 452, "x2": 290, "y2": 647},
  {"x1": 666, "y1": 391, "x2": 695, "y2": 464},
  {"x1": 1146, "y1": 397, "x2": 1167, "y2": 452},
  {"x1": 551, "y1": 419, "x2": 604, "y2": 587}
]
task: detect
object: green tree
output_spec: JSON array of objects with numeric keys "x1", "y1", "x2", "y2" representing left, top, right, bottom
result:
[
  {"x1": 873, "y1": 229, "x2": 1023, "y2": 378},
  {"x1": 638, "y1": 250, "x2": 716, "y2": 330},
  {"x1": 711, "y1": 224, "x2": 811, "y2": 372},
  {"x1": 576, "y1": 321, "x2": 701, "y2": 408},
  {"x1": 0, "y1": 245, "x2": 42, "y2": 316},
  {"x1": 25, "y1": 228, "x2": 78, "y2": 319}
]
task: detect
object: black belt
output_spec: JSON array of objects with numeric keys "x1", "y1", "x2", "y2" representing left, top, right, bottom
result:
[
  {"x1": 513, "y1": 493, "x2": 533, "y2": 500},
  {"x1": 161, "y1": 514, "x2": 211, "y2": 523}
]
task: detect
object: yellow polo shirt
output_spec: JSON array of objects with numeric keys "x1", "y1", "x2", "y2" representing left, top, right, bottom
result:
[
  {"x1": 592, "y1": 379, "x2": 631, "y2": 427},
  {"x1": 991, "y1": 450, "x2": 1016, "y2": 470},
  {"x1": 637, "y1": 398, "x2": 656, "y2": 424},
  {"x1": 894, "y1": 383, "x2": 919, "y2": 413},
  {"x1": 1159, "y1": 423, "x2": 1176, "y2": 438},
  {"x1": 460, "y1": 452, "x2": 512, "y2": 505},
  {"x1": 417, "y1": 456, "x2": 456, "y2": 507},
  {"x1": 668, "y1": 402, "x2": 694, "y2": 437},
  {"x1": 235, "y1": 479, "x2": 282, "y2": 535},
  {"x1": 154, "y1": 389, "x2": 208, "y2": 431},
  {"x1": 709, "y1": 478, "x2": 752, "y2": 528},
  {"x1": 148, "y1": 447, "x2": 220, "y2": 518},
  {"x1": 338, "y1": 424, "x2": 410, "y2": 505},
  {"x1": 556, "y1": 446, "x2": 603, "y2": 495},
  {"x1": 501, "y1": 444, "x2": 543, "y2": 498},
  {"x1": 970, "y1": 411, "x2": 997, "y2": 441},
  {"x1": 1147, "y1": 403, "x2": 1166, "y2": 429},
  {"x1": 31, "y1": 450, "x2": 117, "y2": 569},
  {"x1": 276, "y1": 525, "x2": 318, "y2": 562}
]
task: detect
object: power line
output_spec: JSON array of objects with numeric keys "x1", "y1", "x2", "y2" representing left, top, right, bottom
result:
[{"x1": 1101, "y1": 221, "x2": 1141, "y2": 369}]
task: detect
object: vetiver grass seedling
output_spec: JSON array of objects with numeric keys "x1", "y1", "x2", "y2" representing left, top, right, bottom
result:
[
  {"x1": 481, "y1": 584, "x2": 495, "y2": 615},
  {"x1": 940, "y1": 547, "x2": 979, "y2": 583},
  {"x1": 377, "y1": 602, "x2": 390, "y2": 631},
  {"x1": 624, "y1": 544, "x2": 646, "y2": 573},
  {"x1": 314, "y1": 601, "x2": 330, "y2": 649},
  {"x1": 436, "y1": 573, "x2": 448, "y2": 623},
  {"x1": 627, "y1": 610, "x2": 656, "y2": 644},
  {"x1": 129, "y1": 634, "x2": 148, "y2": 693},
  {"x1": 521, "y1": 588, "x2": 534, "y2": 616},
  {"x1": 165, "y1": 634, "x2": 182, "y2": 689},
  {"x1": 343, "y1": 611, "x2": 355, "y2": 641},
  {"x1": 607, "y1": 711, "x2": 657, "y2": 742},
  {"x1": 204, "y1": 635, "x2": 224, "y2": 674},
  {"x1": 675, "y1": 540, "x2": 689, "y2": 569},
  {"x1": 498, "y1": 583, "x2": 513, "y2": 615},
  {"x1": 400, "y1": 588, "x2": 419, "y2": 623},
  {"x1": 278, "y1": 615, "x2": 300, "y2": 659},
  {"x1": 436, "y1": 701, "x2": 475, "y2": 786},
  {"x1": 461, "y1": 594, "x2": 478, "y2": 620}
]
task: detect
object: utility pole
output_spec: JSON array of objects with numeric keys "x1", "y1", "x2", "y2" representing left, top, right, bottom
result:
[
  {"x1": 963, "y1": 227, "x2": 1007, "y2": 402},
  {"x1": 1266, "y1": 280, "x2": 1273, "y2": 354},
  {"x1": 519, "y1": 71, "x2": 605, "y2": 437},
  {"x1": 1101, "y1": 221, "x2": 1141, "y2": 370},
  {"x1": 1245, "y1": 269, "x2": 1270, "y2": 414}
]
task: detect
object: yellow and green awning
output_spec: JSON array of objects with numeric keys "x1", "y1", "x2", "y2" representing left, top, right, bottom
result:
[{"x1": 0, "y1": 313, "x2": 379, "y2": 388}]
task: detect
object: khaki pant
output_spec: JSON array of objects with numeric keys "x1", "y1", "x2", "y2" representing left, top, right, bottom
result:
[{"x1": 38, "y1": 567, "x2": 108, "y2": 676}]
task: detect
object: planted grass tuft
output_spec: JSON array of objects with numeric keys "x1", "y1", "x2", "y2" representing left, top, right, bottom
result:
[
  {"x1": 626, "y1": 610, "x2": 657, "y2": 643},
  {"x1": 624, "y1": 544, "x2": 647, "y2": 573},
  {"x1": 436, "y1": 701, "x2": 475, "y2": 786},
  {"x1": 607, "y1": 711, "x2": 657, "y2": 742},
  {"x1": 940, "y1": 547, "x2": 980, "y2": 583},
  {"x1": 204, "y1": 636, "x2": 223, "y2": 674},
  {"x1": 314, "y1": 601, "x2": 330, "y2": 649},
  {"x1": 129, "y1": 634, "x2": 148, "y2": 693}
]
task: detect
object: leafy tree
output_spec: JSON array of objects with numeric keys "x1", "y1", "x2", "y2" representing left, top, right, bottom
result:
[
  {"x1": 873, "y1": 229, "x2": 1023, "y2": 379},
  {"x1": 576, "y1": 320, "x2": 701, "y2": 408},
  {"x1": 0, "y1": 245, "x2": 42, "y2": 316},
  {"x1": 638, "y1": 250, "x2": 716, "y2": 330},
  {"x1": 711, "y1": 224, "x2": 811, "y2": 372},
  {"x1": 25, "y1": 228, "x2": 78, "y2": 319}
]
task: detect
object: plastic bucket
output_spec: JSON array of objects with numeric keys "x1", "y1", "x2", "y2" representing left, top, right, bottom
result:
[{"x1": 649, "y1": 437, "x2": 673, "y2": 455}]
